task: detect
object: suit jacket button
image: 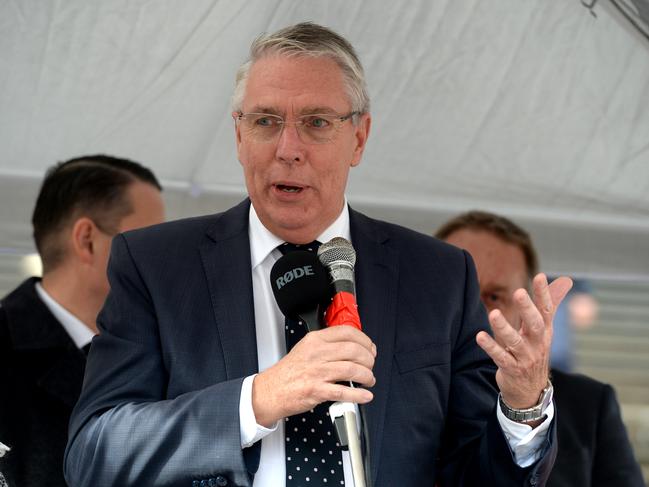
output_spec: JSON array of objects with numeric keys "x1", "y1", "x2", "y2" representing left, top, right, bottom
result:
[
  {"x1": 529, "y1": 475, "x2": 538, "y2": 486},
  {"x1": 215, "y1": 475, "x2": 228, "y2": 486}
]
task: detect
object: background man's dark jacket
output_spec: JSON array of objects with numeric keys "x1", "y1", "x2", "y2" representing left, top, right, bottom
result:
[
  {"x1": 0, "y1": 277, "x2": 86, "y2": 487},
  {"x1": 549, "y1": 369, "x2": 644, "y2": 487}
]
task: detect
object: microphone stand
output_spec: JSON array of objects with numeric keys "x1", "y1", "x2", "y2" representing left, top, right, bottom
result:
[
  {"x1": 297, "y1": 309, "x2": 368, "y2": 485},
  {"x1": 329, "y1": 401, "x2": 367, "y2": 487}
]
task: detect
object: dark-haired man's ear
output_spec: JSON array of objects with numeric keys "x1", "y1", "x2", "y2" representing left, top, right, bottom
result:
[{"x1": 70, "y1": 217, "x2": 101, "y2": 265}]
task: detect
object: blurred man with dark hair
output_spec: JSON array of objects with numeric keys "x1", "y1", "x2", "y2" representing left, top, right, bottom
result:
[
  {"x1": 0, "y1": 154, "x2": 164, "y2": 486},
  {"x1": 437, "y1": 210, "x2": 644, "y2": 487}
]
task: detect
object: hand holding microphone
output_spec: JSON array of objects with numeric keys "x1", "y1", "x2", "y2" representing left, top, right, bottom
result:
[
  {"x1": 251, "y1": 249, "x2": 375, "y2": 428},
  {"x1": 317, "y1": 238, "x2": 371, "y2": 487}
]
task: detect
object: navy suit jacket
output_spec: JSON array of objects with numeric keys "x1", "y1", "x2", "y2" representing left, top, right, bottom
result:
[
  {"x1": 65, "y1": 200, "x2": 556, "y2": 486},
  {"x1": 549, "y1": 369, "x2": 643, "y2": 487},
  {"x1": 1, "y1": 277, "x2": 87, "y2": 487}
]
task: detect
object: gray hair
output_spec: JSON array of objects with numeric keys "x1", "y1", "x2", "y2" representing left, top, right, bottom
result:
[{"x1": 231, "y1": 22, "x2": 370, "y2": 115}]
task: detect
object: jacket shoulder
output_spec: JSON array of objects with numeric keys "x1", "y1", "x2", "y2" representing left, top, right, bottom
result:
[
  {"x1": 350, "y1": 209, "x2": 475, "y2": 292},
  {"x1": 350, "y1": 208, "x2": 465, "y2": 260},
  {"x1": 119, "y1": 199, "x2": 250, "y2": 254},
  {"x1": 121, "y1": 214, "x2": 219, "y2": 250},
  {"x1": 552, "y1": 369, "x2": 609, "y2": 399}
]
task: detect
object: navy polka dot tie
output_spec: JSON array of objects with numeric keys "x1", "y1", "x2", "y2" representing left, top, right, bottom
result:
[{"x1": 278, "y1": 242, "x2": 345, "y2": 486}]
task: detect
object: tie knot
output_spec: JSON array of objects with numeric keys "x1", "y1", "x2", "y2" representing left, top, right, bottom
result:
[{"x1": 278, "y1": 241, "x2": 321, "y2": 255}]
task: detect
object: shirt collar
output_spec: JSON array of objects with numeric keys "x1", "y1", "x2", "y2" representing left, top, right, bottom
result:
[
  {"x1": 248, "y1": 199, "x2": 352, "y2": 270},
  {"x1": 34, "y1": 282, "x2": 94, "y2": 349}
]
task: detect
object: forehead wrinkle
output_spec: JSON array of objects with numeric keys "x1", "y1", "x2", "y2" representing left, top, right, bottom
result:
[
  {"x1": 297, "y1": 106, "x2": 341, "y2": 115},
  {"x1": 247, "y1": 105, "x2": 282, "y2": 115},
  {"x1": 246, "y1": 104, "x2": 342, "y2": 117}
]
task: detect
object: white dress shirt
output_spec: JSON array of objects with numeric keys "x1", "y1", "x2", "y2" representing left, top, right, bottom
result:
[
  {"x1": 238, "y1": 203, "x2": 553, "y2": 486},
  {"x1": 35, "y1": 281, "x2": 94, "y2": 349}
]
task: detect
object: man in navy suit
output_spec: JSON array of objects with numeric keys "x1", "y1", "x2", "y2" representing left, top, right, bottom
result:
[
  {"x1": 0, "y1": 155, "x2": 164, "y2": 486},
  {"x1": 66, "y1": 23, "x2": 571, "y2": 486},
  {"x1": 437, "y1": 210, "x2": 645, "y2": 487}
]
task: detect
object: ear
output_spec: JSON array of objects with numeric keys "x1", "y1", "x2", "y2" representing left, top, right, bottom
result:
[
  {"x1": 233, "y1": 112, "x2": 243, "y2": 161},
  {"x1": 70, "y1": 217, "x2": 99, "y2": 265},
  {"x1": 350, "y1": 113, "x2": 371, "y2": 168}
]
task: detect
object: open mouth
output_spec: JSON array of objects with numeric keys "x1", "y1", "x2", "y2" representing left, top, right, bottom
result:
[{"x1": 275, "y1": 184, "x2": 304, "y2": 193}]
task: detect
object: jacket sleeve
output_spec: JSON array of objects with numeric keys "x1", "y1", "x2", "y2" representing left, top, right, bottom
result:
[{"x1": 64, "y1": 234, "x2": 255, "y2": 487}]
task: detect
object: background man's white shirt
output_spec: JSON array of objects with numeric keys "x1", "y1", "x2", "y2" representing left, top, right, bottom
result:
[{"x1": 35, "y1": 282, "x2": 93, "y2": 349}]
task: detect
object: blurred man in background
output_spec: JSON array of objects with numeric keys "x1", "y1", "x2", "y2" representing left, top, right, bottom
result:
[
  {"x1": 0, "y1": 155, "x2": 164, "y2": 486},
  {"x1": 437, "y1": 210, "x2": 644, "y2": 487}
]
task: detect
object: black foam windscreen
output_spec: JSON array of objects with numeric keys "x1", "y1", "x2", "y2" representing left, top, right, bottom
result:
[{"x1": 270, "y1": 250, "x2": 330, "y2": 319}]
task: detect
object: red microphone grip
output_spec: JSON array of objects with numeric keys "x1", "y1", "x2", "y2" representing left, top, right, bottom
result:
[{"x1": 324, "y1": 291, "x2": 362, "y2": 330}]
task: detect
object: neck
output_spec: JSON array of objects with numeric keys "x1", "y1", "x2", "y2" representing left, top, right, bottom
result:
[
  {"x1": 41, "y1": 268, "x2": 101, "y2": 334},
  {"x1": 254, "y1": 200, "x2": 346, "y2": 245},
  {"x1": 275, "y1": 228, "x2": 325, "y2": 245}
]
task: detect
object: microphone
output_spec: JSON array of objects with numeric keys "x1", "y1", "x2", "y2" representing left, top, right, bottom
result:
[
  {"x1": 270, "y1": 250, "x2": 330, "y2": 332},
  {"x1": 317, "y1": 237, "x2": 361, "y2": 330},
  {"x1": 317, "y1": 237, "x2": 369, "y2": 487}
]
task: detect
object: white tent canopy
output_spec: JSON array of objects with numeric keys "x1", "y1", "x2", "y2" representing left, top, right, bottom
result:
[{"x1": 1, "y1": 0, "x2": 648, "y2": 282}]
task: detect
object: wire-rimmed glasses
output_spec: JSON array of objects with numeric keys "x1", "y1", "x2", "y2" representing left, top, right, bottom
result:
[{"x1": 234, "y1": 112, "x2": 359, "y2": 144}]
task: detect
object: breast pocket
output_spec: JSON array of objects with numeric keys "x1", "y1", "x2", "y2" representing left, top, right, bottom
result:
[{"x1": 394, "y1": 342, "x2": 451, "y2": 374}]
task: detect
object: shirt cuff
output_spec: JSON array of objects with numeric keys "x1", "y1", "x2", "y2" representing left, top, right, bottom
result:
[
  {"x1": 496, "y1": 400, "x2": 555, "y2": 467},
  {"x1": 239, "y1": 374, "x2": 279, "y2": 448}
]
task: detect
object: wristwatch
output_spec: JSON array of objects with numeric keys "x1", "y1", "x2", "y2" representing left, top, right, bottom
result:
[{"x1": 498, "y1": 382, "x2": 553, "y2": 423}]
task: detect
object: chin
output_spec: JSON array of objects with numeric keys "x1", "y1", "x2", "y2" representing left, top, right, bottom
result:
[
  {"x1": 269, "y1": 209, "x2": 318, "y2": 235},
  {"x1": 275, "y1": 213, "x2": 312, "y2": 231}
]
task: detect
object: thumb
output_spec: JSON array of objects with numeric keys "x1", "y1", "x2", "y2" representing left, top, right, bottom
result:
[{"x1": 548, "y1": 276, "x2": 573, "y2": 308}]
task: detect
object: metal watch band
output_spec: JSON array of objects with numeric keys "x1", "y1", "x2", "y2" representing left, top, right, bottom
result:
[{"x1": 498, "y1": 382, "x2": 554, "y2": 423}]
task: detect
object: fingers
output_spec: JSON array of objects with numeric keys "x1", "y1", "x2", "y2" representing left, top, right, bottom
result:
[
  {"x1": 253, "y1": 326, "x2": 377, "y2": 423},
  {"x1": 315, "y1": 339, "x2": 375, "y2": 369},
  {"x1": 324, "y1": 361, "x2": 376, "y2": 388},
  {"x1": 477, "y1": 312, "x2": 550, "y2": 409},
  {"x1": 298, "y1": 363, "x2": 375, "y2": 408},
  {"x1": 546, "y1": 275, "x2": 573, "y2": 308},
  {"x1": 524, "y1": 274, "x2": 573, "y2": 344},
  {"x1": 513, "y1": 287, "x2": 546, "y2": 345},
  {"x1": 319, "y1": 325, "x2": 376, "y2": 357},
  {"x1": 476, "y1": 330, "x2": 517, "y2": 370},
  {"x1": 531, "y1": 274, "x2": 554, "y2": 327},
  {"x1": 298, "y1": 330, "x2": 376, "y2": 386},
  {"x1": 479, "y1": 277, "x2": 561, "y2": 410},
  {"x1": 302, "y1": 327, "x2": 376, "y2": 368},
  {"x1": 530, "y1": 273, "x2": 573, "y2": 323},
  {"x1": 320, "y1": 383, "x2": 374, "y2": 405},
  {"x1": 488, "y1": 308, "x2": 525, "y2": 354}
]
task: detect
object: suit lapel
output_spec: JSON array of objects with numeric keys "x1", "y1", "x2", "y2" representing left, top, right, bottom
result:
[
  {"x1": 350, "y1": 208, "x2": 399, "y2": 483},
  {"x1": 200, "y1": 200, "x2": 259, "y2": 379}
]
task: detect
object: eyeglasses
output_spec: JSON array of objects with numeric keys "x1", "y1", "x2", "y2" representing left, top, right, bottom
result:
[{"x1": 234, "y1": 111, "x2": 359, "y2": 144}]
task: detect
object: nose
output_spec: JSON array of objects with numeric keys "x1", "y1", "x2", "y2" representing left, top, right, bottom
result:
[{"x1": 275, "y1": 122, "x2": 306, "y2": 165}]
